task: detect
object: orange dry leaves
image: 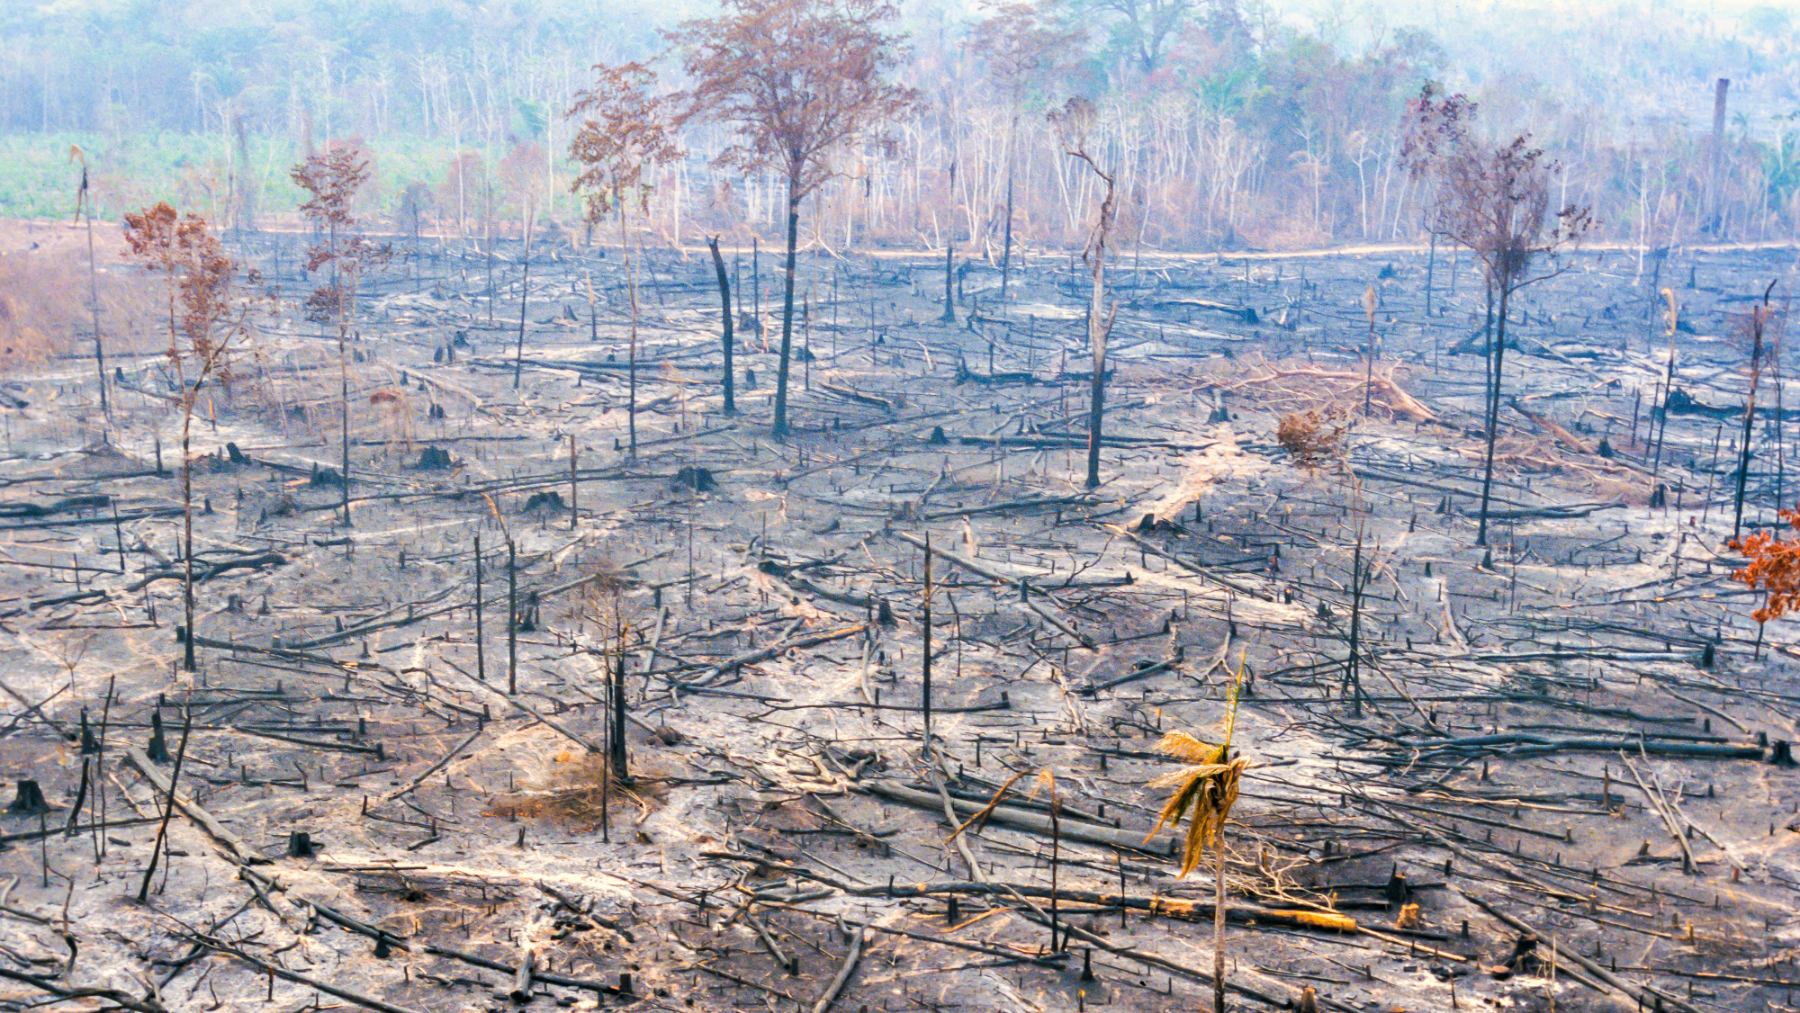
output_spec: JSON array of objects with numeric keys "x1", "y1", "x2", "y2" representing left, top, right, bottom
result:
[{"x1": 1728, "y1": 507, "x2": 1800, "y2": 623}]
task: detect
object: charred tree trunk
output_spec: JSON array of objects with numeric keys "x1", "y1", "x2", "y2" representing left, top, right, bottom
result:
[
  {"x1": 942, "y1": 241, "x2": 955, "y2": 323},
  {"x1": 512, "y1": 213, "x2": 534, "y2": 391},
  {"x1": 707, "y1": 236, "x2": 736, "y2": 414},
  {"x1": 180, "y1": 415, "x2": 196, "y2": 672},
  {"x1": 921, "y1": 533, "x2": 933, "y2": 747},
  {"x1": 1000, "y1": 117, "x2": 1018, "y2": 305},
  {"x1": 339, "y1": 334, "x2": 352, "y2": 528},
  {"x1": 620, "y1": 210, "x2": 639, "y2": 457},
  {"x1": 79, "y1": 171, "x2": 109, "y2": 419},
  {"x1": 1476, "y1": 281, "x2": 1513, "y2": 547},
  {"x1": 611, "y1": 644, "x2": 629, "y2": 783},
  {"x1": 506, "y1": 538, "x2": 518, "y2": 695},
  {"x1": 773, "y1": 179, "x2": 801, "y2": 440},
  {"x1": 474, "y1": 533, "x2": 486, "y2": 683},
  {"x1": 1734, "y1": 282, "x2": 1776, "y2": 539}
]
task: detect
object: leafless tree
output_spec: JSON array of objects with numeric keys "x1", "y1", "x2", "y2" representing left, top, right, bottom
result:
[
  {"x1": 1403, "y1": 85, "x2": 1594, "y2": 546},
  {"x1": 1051, "y1": 98, "x2": 1120, "y2": 490}
]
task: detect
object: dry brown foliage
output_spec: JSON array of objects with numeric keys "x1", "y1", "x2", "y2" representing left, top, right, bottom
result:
[
  {"x1": 1728, "y1": 506, "x2": 1800, "y2": 623},
  {"x1": 486, "y1": 750, "x2": 661, "y2": 831},
  {"x1": 1276, "y1": 409, "x2": 1346, "y2": 467},
  {"x1": 0, "y1": 224, "x2": 160, "y2": 376}
]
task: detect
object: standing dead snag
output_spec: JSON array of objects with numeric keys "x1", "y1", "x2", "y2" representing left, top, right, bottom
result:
[
  {"x1": 123, "y1": 204, "x2": 257, "y2": 672},
  {"x1": 70, "y1": 146, "x2": 109, "y2": 418},
  {"x1": 1050, "y1": 98, "x2": 1119, "y2": 490},
  {"x1": 1402, "y1": 84, "x2": 1593, "y2": 546},
  {"x1": 569, "y1": 64, "x2": 682, "y2": 454},
  {"x1": 1732, "y1": 281, "x2": 1781, "y2": 540},
  {"x1": 291, "y1": 144, "x2": 387, "y2": 528},
  {"x1": 501, "y1": 141, "x2": 545, "y2": 392},
  {"x1": 707, "y1": 237, "x2": 737, "y2": 413},
  {"x1": 1361, "y1": 283, "x2": 1379, "y2": 415},
  {"x1": 672, "y1": 0, "x2": 917, "y2": 439}
]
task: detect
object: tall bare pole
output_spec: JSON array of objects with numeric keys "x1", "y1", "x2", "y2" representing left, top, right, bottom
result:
[{"x1": 1708, "y1": 78, "x2": 1730, "y2": 236}]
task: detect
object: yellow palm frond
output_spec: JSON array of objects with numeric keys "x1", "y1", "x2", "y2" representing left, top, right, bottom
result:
[
  {"x1": 1144, "y1": 659, "x2": 1250, "y2": 878},
  {"x1": 1152, "y1": 730, "x2": 1222, "y2": 765}
]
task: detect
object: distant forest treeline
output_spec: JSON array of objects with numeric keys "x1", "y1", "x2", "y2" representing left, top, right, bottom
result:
[{"x1": 3, "y1": 0, "x2": 1799, "y2": 251}]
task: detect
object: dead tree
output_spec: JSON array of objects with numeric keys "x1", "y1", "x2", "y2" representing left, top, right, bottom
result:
[
  {"x1": 707, "y1": 237, "x2": 737, "y2": 413},
  {"x1": 1051, "y1": 98, "x2": 1120, "y2": 490},
  {"x1": 1733, "y1": 281, "x2": 1781, "y2": 539},
  {"x1": 1403, "y1": 85, "x2": 1593, "y2": 546},
  {"x1": 569, "y1": 62, "x2": 683, "y2": 455},
  {"x1": 69, "y1": 146, "x2": 109, "y2": 418},
  {"x1": 673, "y1": 0, "x2": 917, "y2": 439}
]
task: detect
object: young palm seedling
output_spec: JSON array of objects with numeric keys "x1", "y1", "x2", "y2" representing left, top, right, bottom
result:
[{"x1": 1147, "y1": 656, "x2": 1249, "y2": 1011}]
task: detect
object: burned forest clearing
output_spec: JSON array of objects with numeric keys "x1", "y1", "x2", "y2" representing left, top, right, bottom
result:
[{"x1": 0, "y1": 214, "x2": 1794, "y2": 1013}]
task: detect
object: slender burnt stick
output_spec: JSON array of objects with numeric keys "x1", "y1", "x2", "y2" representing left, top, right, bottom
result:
[
  {"x1": 512, "y1": 214, "x2": 533, "y2": 391},
  {"x1": 137, "y1": 701, "x2": 193, "y2": 903},
  {"x1": 112, "y1": 501, "x2": 125, "y2": 575},
  {"x1": 1049, "y1": 786, "x2": 1062, "y2": 951},
  {"x1": 1425, "y1": 232, "x2": 1436, "y2": 316},
  {"x1": 600, "y1": 652, "x2": 612, "y2": 845},
  {"x1": 507, "y1": 538, "x2": 518, "y2": 695},
  {"x1": 1702, "y1": 423, "x2": 1724, "y2": 526},
  {"x1": 475, "y1": 533, "x2": 486, "y2": 683},
  {"x1": 707, "y1": 236, "x2": 735, "y2": 414},
  {"x1": 95, "y1": 674, "x2": 114, "y2": 861},
  {"x1": 942, "y1": 231, "x2": 956, "y2": 323},
  {"x1": 612, "y1": 625, "x2": 628, "y2": 782},
  {"x1": 1733, "y1": 282, "x2": 1777, "y2": 540},
  {"x1": 568, "y1": 435, "x2": 578, "y2": 530},
  {"x1": 922, "y1": 531, "x2": 933, "y2": 748}
]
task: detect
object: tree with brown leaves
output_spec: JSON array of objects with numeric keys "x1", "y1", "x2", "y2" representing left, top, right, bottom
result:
[
  {"x1": 292, "y1": 144, "x2": 388, "y2": 527},
  {"x1": 1050, "y1": 97, "x2": 1120, "y2": 490},
  {"x1": 970, "y1": 0, "x2": 1077, "y2": 303},
  {"x1": 568, "y1": 61, "x2": 684, "y2": 456},
  {"x1": 1729, "y1": 505, "x2": 1800, "y2": 625},
  {"x1": 123, "y1": 204, "x2": 256, "y2": 672},
  {"x1": 1402, "y1": 85, "x2": 1595, "y2": 547},
  {"x1": 671, "y1": 0, "x2": 917, "y2": 439}
]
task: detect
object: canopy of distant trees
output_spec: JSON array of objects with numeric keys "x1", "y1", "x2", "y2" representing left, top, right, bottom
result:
[{"x1": 4, "y1": 0, "x2": 1800, "y2": 249}]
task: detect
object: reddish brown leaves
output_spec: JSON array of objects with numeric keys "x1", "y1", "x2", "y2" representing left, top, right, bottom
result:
[
  {"x1": 669, "y1": 0, "x2": 917, "y2": 201},
  {"x1": 1277, "y1": 410, "x2": 1346, "y2": 468},
  {"x1": 567, "y1": 62, "x2": 683, "y2": 224},
  {"x1": 1729, "y1": 508, "x2": 1800, "y2": 623},
  {"x1": 122, "y1": 203, "x2": 240, "y2": 391},
  {"x1": 290, "y1": 144, "x2": 388, "y2": 329},
  {"x1": 969, "y1": 0, "x2": 1078, "y2": 100}
]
